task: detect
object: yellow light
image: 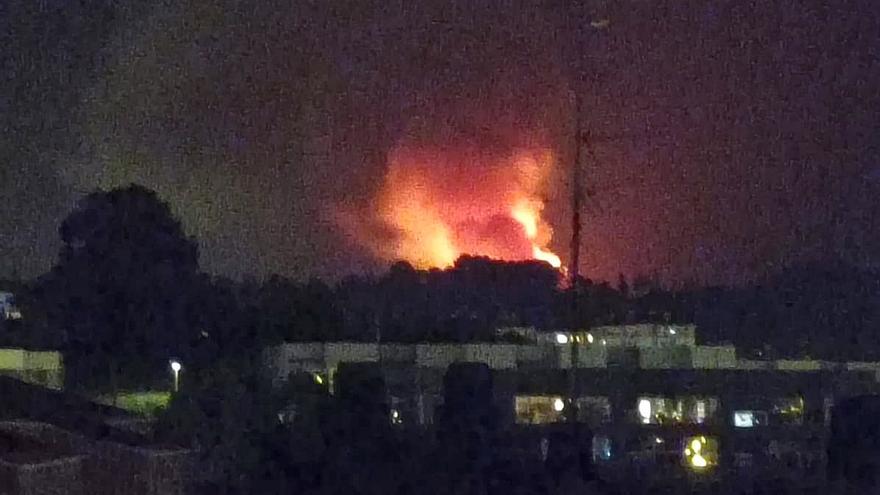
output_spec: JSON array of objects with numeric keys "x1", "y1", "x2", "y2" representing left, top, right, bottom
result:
[
  {"x1": 690, "y1": 439, "x2": 702, "y2": 453},
  {"x1": 700, "y1": 436, "x2": 707, "y2": 444},
  {"x1": 684, "y1": 448, "x2": 692, "y2": 456},
  {"x1": 314, "y1": 374, "x2": 324, "y2": 385},
  {"x1": 691, "y1": 454, "x2": 708, "y2": 468}
]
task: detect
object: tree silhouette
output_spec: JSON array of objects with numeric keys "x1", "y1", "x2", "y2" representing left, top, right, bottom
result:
[{"x1": 36, "y1": 184, "x2": 200, "y2": 392}]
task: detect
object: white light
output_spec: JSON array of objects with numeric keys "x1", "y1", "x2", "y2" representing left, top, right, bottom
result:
[
  {"x1": 555, "y1": 333, "x2": 569, "y2": 344},
  {"x1": 169, "y1": 360, "x2": 182, "y2": 393},
  {"x1": 655, "y1": 437, "x2": 663, "y2": 444},
  {"x1": 733, "y1": 411, "x2": 755, "y2": 428},
  {"x1": 669, "y1": 327, "x2": 677, "y2": 335},
  {"x1": 390, "y1": 409, "x2": 402, "y2": 425},
  {"x1": 601, "y1": 339, "x2": 607, "y2": 346},
  {"x1": 638, "y1": 399, "x2": 652, "y2": 424},
  {"x1": 586, "y1": 333, "x2": 594, "y2": 344},
  {"x1": 553, "y1": 398, "x2": 565, "y2": 412}
]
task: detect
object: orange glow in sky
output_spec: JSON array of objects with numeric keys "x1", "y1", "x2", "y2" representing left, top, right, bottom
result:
[{"x1": 374, "y1": 144, "x2": 562, "y2": 269}]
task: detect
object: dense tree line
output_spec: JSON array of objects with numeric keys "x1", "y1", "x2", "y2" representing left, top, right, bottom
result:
[{"x1": 6, "y1": 184, "x2": 880, "y2": 393}]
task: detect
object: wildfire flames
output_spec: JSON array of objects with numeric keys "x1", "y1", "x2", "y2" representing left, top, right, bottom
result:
[{"x1": 372, "y1": 144, "x2": 562, "y2": 270}]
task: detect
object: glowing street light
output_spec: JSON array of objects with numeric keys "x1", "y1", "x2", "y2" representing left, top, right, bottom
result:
[
  {"x1": 170, "y1": 360, "x2": 182, "y2": 392},
  {"x1": 553, "y1": 398, "x2": 566, "y2": 412}
]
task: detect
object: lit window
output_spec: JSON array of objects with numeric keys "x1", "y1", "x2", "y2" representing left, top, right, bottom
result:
[
  {"x1": 636, "y1": 397, "x2": 719, "y2": 425},
  {"x1": 638, "y1": 399, "x2": 652, "y2": 424},
  {"x1": 683, "y1": 436, "x2": 718, "y2": 470},
  {"x1": 592, "y1": 435, "x2": 612, "y2": 461},
  {"x1": 734, "y1": 411, "x2": 755, "y2": 428},
  {"x1": 516, "y1": 396, "x2": 567, "y2": 424},
  {"x1": 733, "y1": 410, "x2": 768, "y2": 428},
  {"x1": 390, "y1": 408, "x2": 403, "y2": 425},
  {"x1": 772, "y1": 397, "x2": 804, "y2": 425},
  {"x1": 553, "y1": 398, "x2": 565, "y2": 412}
]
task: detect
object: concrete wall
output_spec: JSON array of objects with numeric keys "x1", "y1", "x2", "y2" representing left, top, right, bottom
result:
[
  {"x1": 380, "y1": 344, "x2": 417, "y2": 363},
  {"x1": 578, "y1": 346, "x2": 608, "y2": 368},
  {"x1": 462, "y1": 344, "x2": 517, "y2": 369},
  {"x1": 846, "y1": 362, "x2": 880, "y2": 382},
  {"x1": 262, "y1": 344, "x2": 324, "y2": 384},
  {"x1": 515, "y1": 345, "x2": 555, "y2": 368},
  {"x1": 0, "y1": 349, "x2": 25, "y2": 369},
  {"x1": 693, "y1": 346, "x2": 738, "y2": 369},
  {"x1": 639, "y1": 346, "x2": 693, "y2": 369},
  {"x1": 325, "y1": 343, "x2": 379, "y2": 368},
  {"x1": 415, "y1": 344, "x2": 465, "y2": 368},
  {"x1": 736, "y1": 359, "x2": 776, "y2": 370},
  {"x1": 776, "y1": 360, "x2": 823, "y2": 371},
  {"x1": 265, "y1": 342, "x2": 880, "y2": 387},
  {"x1": 0, "y1": 350, "x2": 62, "y2": 371},
  {"x1": 590, "y1": 324, "x2": 696, "y2": 348},
  {"x1": 0, "y1": 349, "x2": 63, "y2": 390}
]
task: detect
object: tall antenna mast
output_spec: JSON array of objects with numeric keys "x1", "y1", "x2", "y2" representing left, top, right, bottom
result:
[
  {"x1": 569, "y1": 93, "x2": 584, "y2": 289},
  {"x1": 567, "y1": 90, "x2": 584, "y2": 427}
]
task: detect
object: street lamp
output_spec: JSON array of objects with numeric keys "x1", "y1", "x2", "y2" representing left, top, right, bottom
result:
[{"x1": 170, "y1": 360, "x2": 182, "y2": 392}]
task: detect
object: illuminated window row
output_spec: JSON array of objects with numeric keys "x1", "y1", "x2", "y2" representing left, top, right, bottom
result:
[
  {"x1": 515, "y1": 394, "x2": 805, "y2": 427},
  {"x1": 514, "y1": 395, "x2": 611, "y2": 425},
  {"x1": 636, "y1": 396, "x2": 719, "y2": 425}
]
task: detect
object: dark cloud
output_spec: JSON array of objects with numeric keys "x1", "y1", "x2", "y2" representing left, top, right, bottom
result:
[{"x1": 2, "y1": 0, "x2": 878, "y2": 284}]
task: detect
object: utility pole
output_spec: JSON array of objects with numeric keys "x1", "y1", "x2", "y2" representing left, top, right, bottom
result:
[
  {"x1": 567, "y1": 90, "x2": 585, "y2": 426},
  {"x1": 566, "y1": 13, "x2": 610, "y2": 432},
  {"x1": 569, "y1": 93, "x2": 584, "y2": 290}
]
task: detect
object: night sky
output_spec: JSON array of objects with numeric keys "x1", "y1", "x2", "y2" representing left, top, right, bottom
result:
[{"x1": 2, "y1": 0, "x2": 878, "y2": 285}]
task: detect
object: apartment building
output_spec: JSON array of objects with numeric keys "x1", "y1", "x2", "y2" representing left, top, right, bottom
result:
[{"x1": 263, "y1": 324, "x2": 880, "y2": 484}]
